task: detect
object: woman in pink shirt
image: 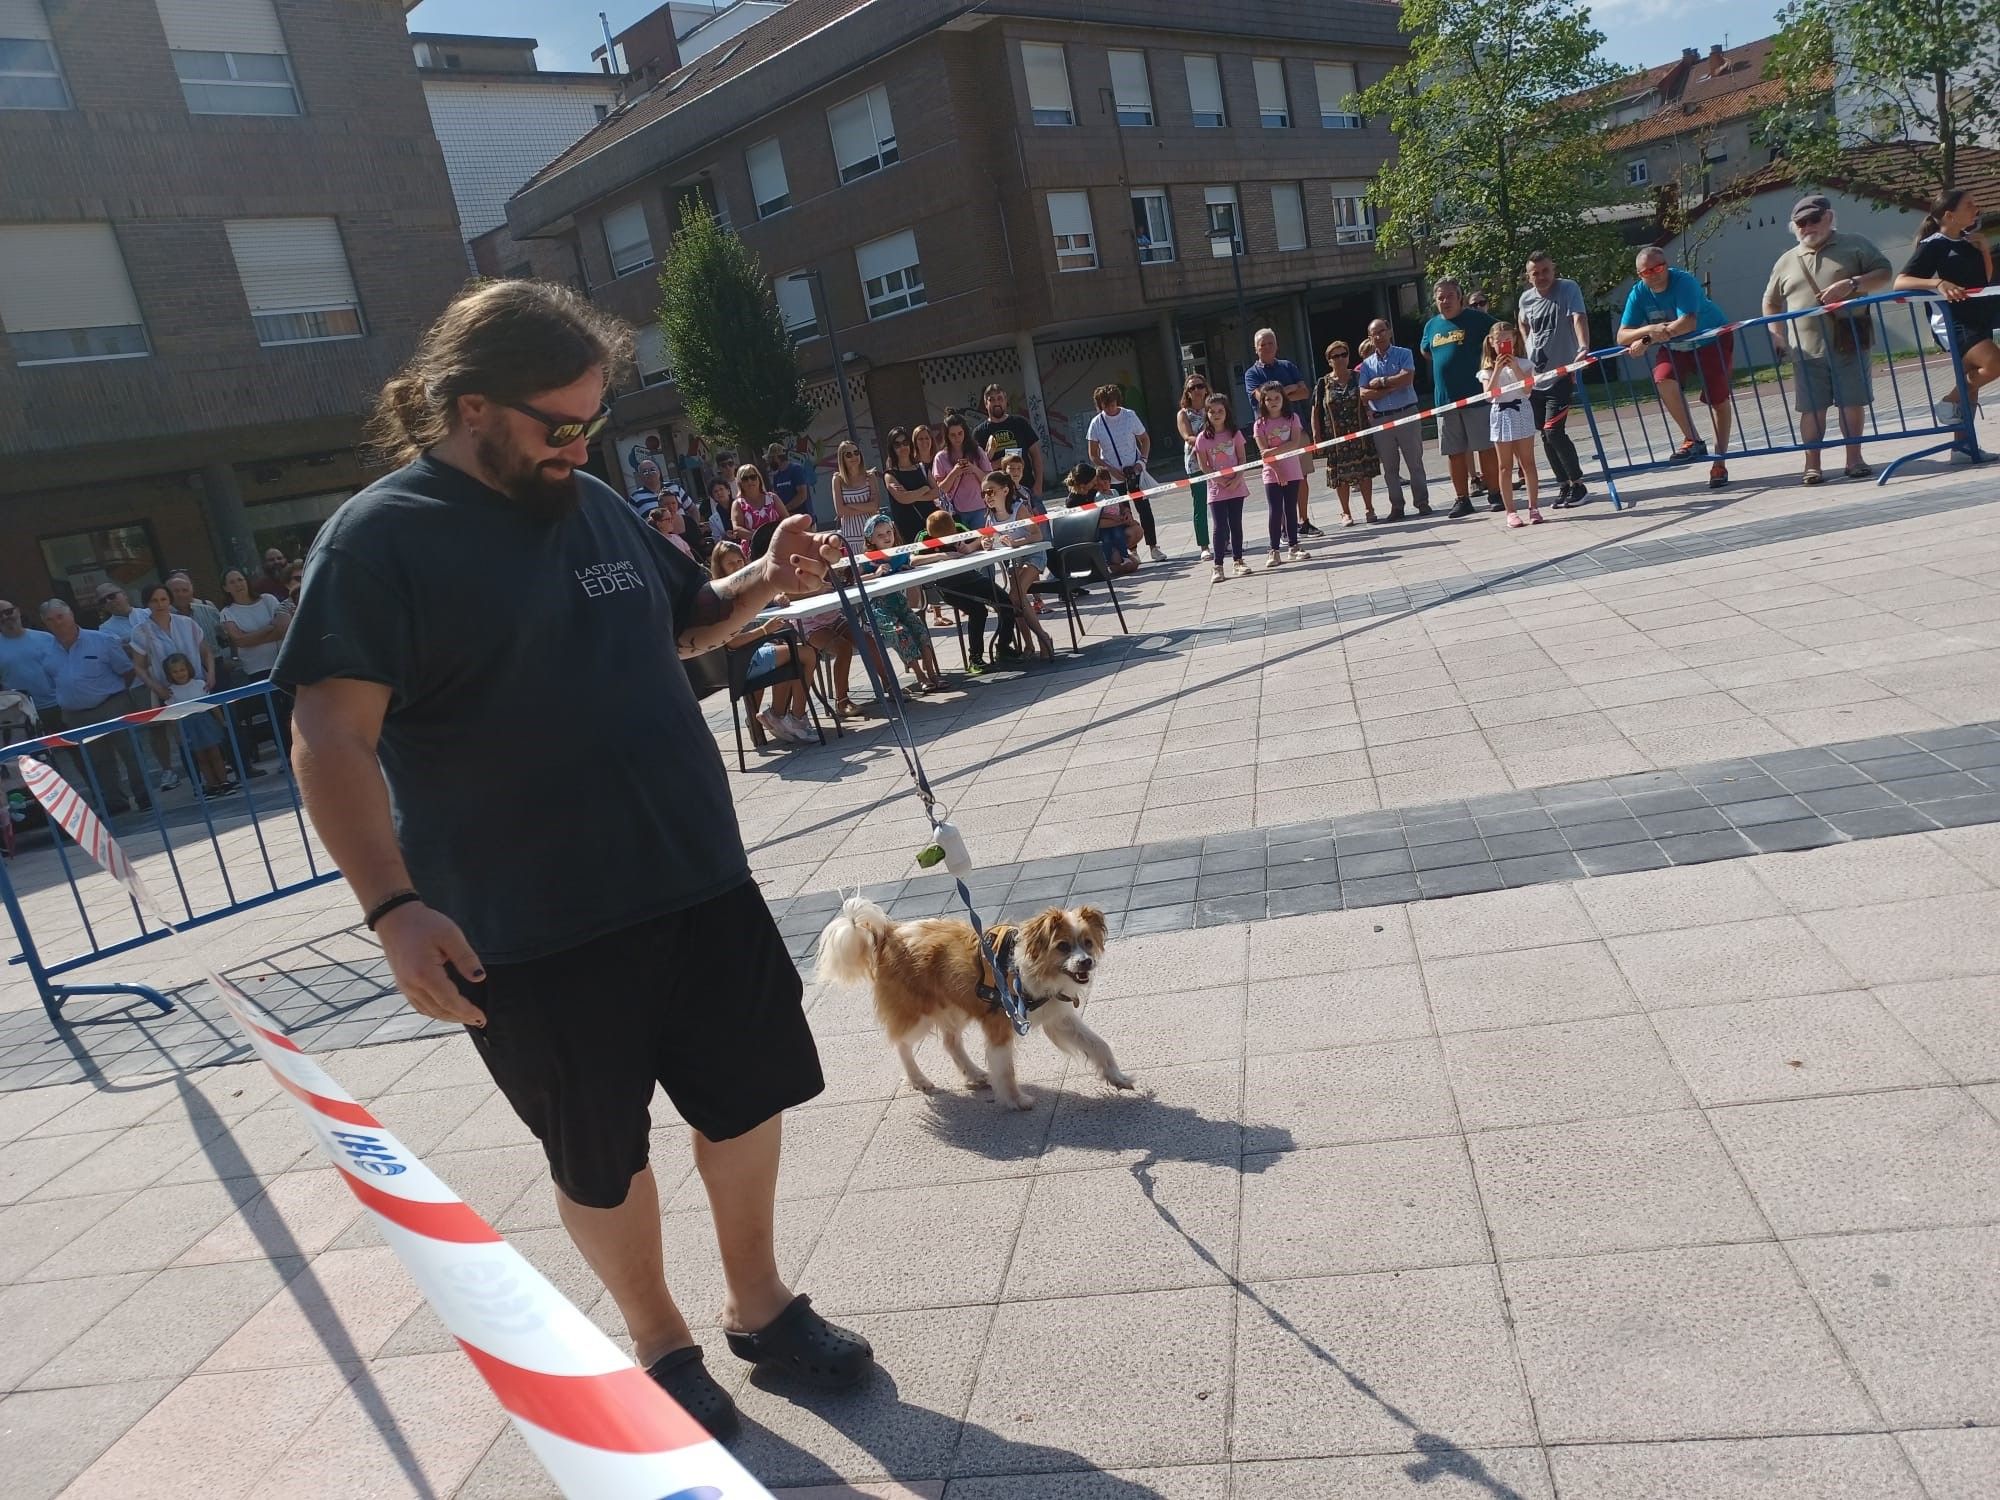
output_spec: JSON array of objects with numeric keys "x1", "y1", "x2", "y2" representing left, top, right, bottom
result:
[
  {"x1": 1194, "y1": 393, "x2": 1251, "y2": 582},
  {"x1": 1253, "y1": 382, "x2": 1305, "y2": 567},
  {"x1": 931, "y1": 412, "x2": 991, "y2": 524}
]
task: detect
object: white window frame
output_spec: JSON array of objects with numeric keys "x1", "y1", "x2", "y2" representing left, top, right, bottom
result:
[
  {"x1": 826, "y1": 83, "x2": 899, "y2": 184},
  {"x1": 1330, "y1": 182, "x2": 1376, "y2": 246},
  {"x1": 1315, "y1": 61, "x2": 1360, "y2": 129},
  {"x1": 855, "y1": 229, "x2": 924, "y2": 321},
  {"x1": 774, "y1": 272, "x2": 820, "y2": 340},
  {"x1": 1626, "y1": 158, "x2": 1650, "y2": 186},
  {"x1": 1253, "y1": 58, "x2": 1289, "y2": 128},
  {"x1": 0, "y1": 223, "x2": 151, "y2": 366},
  {"x1": 0, "y1": 4, "x2": 70, "y2": 111},
  {"x1": 1020, "y1": 41, "x2": 1074, "y2": 126},
  {"x1": 1108, "y1": 49, "x2": 1152, "y2": 127},
  {"x1": 1184, "y1": 53, "x2": 1225, "y2": 128},
  {"x1": 1271, "y1": 183, "x2": 1307, "y2": 252},
  {"x1": 170, "y1": 48, "x2": 299, "y2": 115},
  {"x1": 1204, "y1": 185, "x2": 1242, "y2": 257},
  {"x1": 1130, "y1": 188, "x2": 1174, "y2": 264},
  {"x1": 745, "y1": 137, "x2": 790, "y2": 219},
  {"x1": 224, "y1": 218, "x2": 364, "y2": 347},
  {"x1": 1046, "y1": 190, "x2": 1096, "y2": 272},
  {"x1": 602, "y1": 201, "x2": 654, "y2": 278}
]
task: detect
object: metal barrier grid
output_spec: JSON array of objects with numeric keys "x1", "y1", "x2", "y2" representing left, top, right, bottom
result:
[
  {"x1": 0, "y1": 679, "x2": 338, "y2": 1022},
  {"x1": 1573, "y1": 289, "x2": 1986, "y2": 509}
]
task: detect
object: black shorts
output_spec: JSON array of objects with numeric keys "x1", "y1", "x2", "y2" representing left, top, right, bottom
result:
[{"x1": 461, "y1": 879, "x2": 821, "y2": 1208}]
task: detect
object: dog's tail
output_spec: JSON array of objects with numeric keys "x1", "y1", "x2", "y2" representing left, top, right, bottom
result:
[{"x1": 814, "y1": 895, "x2": 895, "y2": 987}]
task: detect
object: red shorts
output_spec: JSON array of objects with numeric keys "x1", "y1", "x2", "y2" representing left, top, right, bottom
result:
[{"x1": 1651, "y1": 331, "x2": 1734, "y2": 406}]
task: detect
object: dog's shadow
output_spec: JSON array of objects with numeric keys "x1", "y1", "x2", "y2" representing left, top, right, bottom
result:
[{"x1": 911, "y1": 1079, "x2": 1277, "y2": 1174}]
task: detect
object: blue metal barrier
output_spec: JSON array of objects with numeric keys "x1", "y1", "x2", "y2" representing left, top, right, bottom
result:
[
  {"x1": 0, "y1": 678, "x2": 339, "y2": 1023},
  {"x1": 1572, "y1": 290, "x2": 1986, "y2": 509}
]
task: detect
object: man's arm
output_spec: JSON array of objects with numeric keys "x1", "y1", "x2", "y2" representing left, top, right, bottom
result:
[
  {"x1": 675, "y1": 512, "x2": 834, "y2": 656},
  {"x1": 291, "y1": 677, "x2": 487, "y2": 1025},
  {"x1": 1087, "y1": 438, "x2": 1104, "y2": 465}
]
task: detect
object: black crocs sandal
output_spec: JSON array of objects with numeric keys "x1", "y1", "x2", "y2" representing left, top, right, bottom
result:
[
  {"x1": 645, "y1": 1345, "x2": 740, "y2": 1441},
  {"x1": 724, "y1": 1294, "x2": 874, "y2": 1389}
]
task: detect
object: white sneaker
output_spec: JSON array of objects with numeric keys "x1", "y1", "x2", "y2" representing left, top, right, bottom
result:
[
  {"x1": 1234, "y1": 560, "x2": 1252, "y2": 577},
  {"x1": 1266, "y1": 551, "x2": 1283, "y2": 569},
  {"x1": 1949, "y1": 446, "x2": 1980, "y2": 466},
  {"x1": 1210, "y1": 564, "x2": 1225, "y2": 583},
  {"x1": 158, "y1": 771, "x2": 180, "y2": 791},
  {"x1": 1199, "y1": 546, "x2": 1213, "y2": 561},
  {"x1": 1936, "y1": 395, "x2": 1963, "y2": 427},
  {"x1": 782, "y1": 712, "x2": 816, "y2": 742},
  {"x1": 1148, "y1": 545, "x2": 1168, "y2": 562},
  {"x1": 757, "y1": 708, "x2": 795, "y2": 744},
  {"x1": 1288, "y1": 547, "x2": 1307, "y2": 561}
]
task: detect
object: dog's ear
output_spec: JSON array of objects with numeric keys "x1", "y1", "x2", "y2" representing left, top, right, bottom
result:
[
  {"x1": 1019, "y1": 908, "x2": 1064, "y2": 963},
  {"x1": 1076, "y1": 905, "x2": 1108, "y2": 948}
]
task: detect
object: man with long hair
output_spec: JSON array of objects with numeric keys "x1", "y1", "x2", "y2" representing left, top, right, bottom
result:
[{"x1": 274, "y1": 280, "x2": 872, "y2": 1440}]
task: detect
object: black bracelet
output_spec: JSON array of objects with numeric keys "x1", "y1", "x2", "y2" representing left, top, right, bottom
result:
[{"x1": 364, "y1": 889, "x2": 422, "y2": 931}]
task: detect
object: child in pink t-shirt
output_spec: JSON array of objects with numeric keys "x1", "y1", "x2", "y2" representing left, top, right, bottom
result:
[
  {"x1": 1253, "y1": 382, "x2": 1306, "y2": 566},
  {"x1": 1194, "y1": 393, "x2": 1251, "y2": 582}
]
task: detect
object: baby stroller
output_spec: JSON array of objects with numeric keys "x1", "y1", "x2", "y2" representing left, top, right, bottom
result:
[{"x1": 0, "y1": 690, "x2": 45, "y2": 859}]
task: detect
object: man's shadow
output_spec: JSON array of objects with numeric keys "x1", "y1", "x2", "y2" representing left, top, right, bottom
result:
[{"x1": 721, "y1": 1085, "x2": 1529, "y2": 1498}]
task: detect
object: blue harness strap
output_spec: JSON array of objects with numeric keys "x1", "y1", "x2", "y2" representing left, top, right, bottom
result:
[{"x1": 825, "y1": 537, "x2": 1032, "y2": 1035}]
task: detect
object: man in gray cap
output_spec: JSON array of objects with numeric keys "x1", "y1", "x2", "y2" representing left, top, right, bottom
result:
[{"x1": 1763, "y1": 194, "x2": 1893, "y2": 484}]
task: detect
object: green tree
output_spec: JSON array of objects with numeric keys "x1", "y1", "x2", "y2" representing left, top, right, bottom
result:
[
  {"x1": 1764, "y1": 0, "x2": 2000, "y2": 195},
  {"x1": 1353, "y1": 0, "x2": 1628, "y2": 304},
  {"x1": 656, "y1": 200, "x2": 810, "y2": 457}
]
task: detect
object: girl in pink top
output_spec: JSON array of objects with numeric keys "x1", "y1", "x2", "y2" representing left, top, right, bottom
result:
[
  {"x1": 1194, "y1": 393, "x2": 1250, "y2": 581},
  {"x1": 1253, "y1": 382, "x2": 1305, "y2": 566},
  {"x1": 931, "y1": 412, "x2": 992, "y2": 523}
]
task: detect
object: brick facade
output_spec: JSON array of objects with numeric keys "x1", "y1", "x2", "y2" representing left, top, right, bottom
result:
[{"x1": 0, "y1": 0, "x2": 466, "y2": 605}]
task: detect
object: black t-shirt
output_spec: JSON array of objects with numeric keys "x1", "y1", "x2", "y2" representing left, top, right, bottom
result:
[
  {"x1": 272, "y1": 454, "x2": 747, "y2": 965},
  {"x1": 1903, "y1": 233, "x2": 1988, "y2": 292},
  {"x1": 887, "y1": 464, "x2": 929, "y2": 495},
  {"x1": 973, "y1": 414, "x2": 1039, "y2": 466}
]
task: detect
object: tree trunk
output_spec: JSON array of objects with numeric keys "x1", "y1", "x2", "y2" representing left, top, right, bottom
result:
[{"x1": 1935, "y1": 68, "x2": 1955, "y2": 191}]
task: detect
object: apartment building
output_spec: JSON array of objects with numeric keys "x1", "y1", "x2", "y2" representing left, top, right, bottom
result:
[
  {"x1": 0, "y1": 0, "x2": 464, "y2": 612},
  {"x1": 415, "y1": 31, "x2": 623, "y2": 268},
  {"x1": 504, "y1": 0, "x2": 1414, "y2": 496}
]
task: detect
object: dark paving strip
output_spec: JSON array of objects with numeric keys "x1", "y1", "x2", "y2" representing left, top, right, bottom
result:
[
  {"x1": 1143, "y1": 475, "x2": 2000, "y2": 654},
  {"x1": 10, "y1": 718, "x2": 2000, "y2": 1092},
  {"x1": 765, "y1": 722, "x2": 2000, "y2": 959}
]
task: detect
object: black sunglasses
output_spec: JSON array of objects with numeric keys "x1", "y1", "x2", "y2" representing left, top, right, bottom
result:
[
  {"x1": 1795, "y1": 210, "x2": 1827, "y2": 228},
  {"x1": 506, "y1": 399, "x2": 611, "y2": 447}
]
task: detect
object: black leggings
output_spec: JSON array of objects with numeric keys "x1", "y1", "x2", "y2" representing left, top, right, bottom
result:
[
  {"x1": 939, "y1": 576, "x2": 1017, "y2": 660},
  {"x1": 1129, "y1": 495, "x2": 1158, "y2": 547},
  {"x1": 1531, "y1": 379, "x2": 1584, "y2": 486}
]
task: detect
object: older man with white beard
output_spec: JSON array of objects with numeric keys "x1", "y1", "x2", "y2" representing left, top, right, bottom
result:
[{"x1": 1764, "y1": 194, "x2": 1894, "y2": 484}]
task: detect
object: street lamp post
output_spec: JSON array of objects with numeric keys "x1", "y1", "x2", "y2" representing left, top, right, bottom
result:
[{"x1": 803, "y1": 267, "x2": 864, "y2": 460}]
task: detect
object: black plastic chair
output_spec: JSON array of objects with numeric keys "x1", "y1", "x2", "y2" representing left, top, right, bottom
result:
[
  {"x1": 686, "y1": 629, "x2": 830, "y2": 772},
  {"x1": 1032, "y1": 508, "x2": 1128, "y2": 651}
]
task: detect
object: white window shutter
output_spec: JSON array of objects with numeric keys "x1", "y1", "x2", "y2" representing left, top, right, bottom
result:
[
  {"x1": 0, "y1": 0, "x2": 54, "y2": 40},
  {"x1": 774, "y1": 274, "x2": 816, "y2": 331},
  {"x1": 153, "y1": 0, "x2": 287, "y2": 53},
  {"x1": 633, "y1": 324, "x2": 668, "y2": 376},
  {"x1": 826, "y1": 93, "x2": 874, "y2": 170},
  {"x1": 602, "y1": 201, "x2": 651, "y2": 273},
  {"x1": 745, "y1": 138, "x2": 788, "y2": 208},
  {"x1": 1271, "y1": 185, "x2": 1306, "y2": 250},
  {"x1": 1108, "y1": 50, "x2": 1150, "y2": 113},
  {"x1": 1253, "y1": 59, "x2": 1286, "y2": 116},
  {"x1": 855, "y1": 229, "x2": 918, "y2": 284},
  {"x1": 1184, "y1": 55, "x2": 1223, "y2": 118},
  {"x1": 1021, "y1": 42, "x2": 1072, "y2": 119},
  {"x1": 223, "y1": 218, "x2": 356, "y2": 313},
  {"x1": 1316, "y1": 62, "x2": 1358, "y2": 117},
  {"x1": 1046, "y1": 191, "x2": 1092, "y2": 240},
  {"x1": 0, "y1": 223, "x2": 143, "y2": 331}
]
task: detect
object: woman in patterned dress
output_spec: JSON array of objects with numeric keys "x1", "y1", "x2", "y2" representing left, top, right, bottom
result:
[{"x1": 1313, "y1": 340, "x2": 1383, "y2": 525}]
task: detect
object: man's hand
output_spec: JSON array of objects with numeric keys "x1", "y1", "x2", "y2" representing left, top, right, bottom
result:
[
  {"x1": 761, "y1": 512, "x2": 838, "y2": 595},
  {"x1": 1769, "y1": 333, "x2": 1788, "y2": 359},
  {"x1": 376, "y1": 901, "x2": 488, "y2": 1027}
]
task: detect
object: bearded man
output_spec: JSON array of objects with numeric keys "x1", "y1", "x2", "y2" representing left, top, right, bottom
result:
[{"x1": 273, "y1": 280, "x2": 872, "y2": 1441}]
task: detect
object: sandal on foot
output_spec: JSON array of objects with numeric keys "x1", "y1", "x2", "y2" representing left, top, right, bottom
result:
[
  {"x1": 646, "y1": 1345, "x2": 740, "y2": 1441},
  {"x1": 725, "y1": 1294, "x2": 874, "y2": 1389}
]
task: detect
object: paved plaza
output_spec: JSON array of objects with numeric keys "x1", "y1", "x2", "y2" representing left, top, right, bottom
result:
[{"x1": 1, "y1": 443, "x2": 1998, "y2": 1497}]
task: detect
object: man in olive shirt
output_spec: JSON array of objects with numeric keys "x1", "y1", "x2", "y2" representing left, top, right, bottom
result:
[{"x1": 1764, "y1": 195, "x2": 1894, "y2": 484}]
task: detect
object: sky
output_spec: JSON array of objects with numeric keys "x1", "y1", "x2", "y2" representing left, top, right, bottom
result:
[{"x1": 406, "y1": 0, "x2": 1791, "y2": 78}]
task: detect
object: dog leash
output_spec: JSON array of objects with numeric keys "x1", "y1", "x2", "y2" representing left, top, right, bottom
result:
[{"x1": 824, "y1": 535, "x2": 1034, "y2": 1036}]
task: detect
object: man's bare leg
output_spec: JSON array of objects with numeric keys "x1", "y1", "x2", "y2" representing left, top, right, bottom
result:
[
  {"x1": 693, "y1": 1113, "x2": 795, "y2": 1336},
  {"x1": 1657, "y1": 378, "x2": 1698, "y2": 445},
  {"x1": 1708, "y1": 396, "x2": 1733, "y2": 456},
  {"x1": 1800, "y1": 409, "x2": 1827, "y2": 473},
  {"x1": 1838, "y1": 403, "x2": 1866, "y2": 468},
  {"x1": 558, "y1": 1166, "x2": 693, "y2": 1367}
]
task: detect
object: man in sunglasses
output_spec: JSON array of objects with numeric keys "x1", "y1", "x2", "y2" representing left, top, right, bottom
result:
[
  {"x1": 274, "y1": 279, "x2": 870, "y2": 1440},
  {"x1": 1763, "y1": 195, "x2": 1893, "y2": 486}
]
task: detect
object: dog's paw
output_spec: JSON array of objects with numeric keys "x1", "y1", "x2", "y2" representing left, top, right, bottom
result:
[
  {"x1": 910, "y1": 1078, "x2": 939, "y2": 1096},
  {"x1": 960, "y1": 1070, "x2": 990, "y2": 1089},
  {"x1": 997, "y1": 1091, "x2": 1034, "y2": 1111},
  {"x1": 1104, "y1": 1068, "x2": 1137, "y2": 1091}
]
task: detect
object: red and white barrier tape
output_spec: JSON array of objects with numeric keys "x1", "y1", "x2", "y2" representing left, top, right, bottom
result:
[
  {"x1": 17, "y1": 756, "x2": 773, "y2": 1500},
  {"x1": 845, "y1": 282, "x2": 1999, "y2": 567}
]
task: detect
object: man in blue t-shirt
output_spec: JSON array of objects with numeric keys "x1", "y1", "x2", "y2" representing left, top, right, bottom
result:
[
  {"x1": 1419, "y1": 279, "x2": 1500, "y2": 514},
  {"x1": 1244, "y1": 328, "x2": 1322, "y2": 534},
  {"x1": 1617, "y1": 247, "x2": 1736, "y2": 489},
  {"x1": 763, "y1": 443, "x2": 817, "y2": 520}
]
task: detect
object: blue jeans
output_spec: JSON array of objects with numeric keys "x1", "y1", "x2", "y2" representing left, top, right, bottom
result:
[{"x1": 1099, "y1": 522, "x2": 1130, "y2": 567}]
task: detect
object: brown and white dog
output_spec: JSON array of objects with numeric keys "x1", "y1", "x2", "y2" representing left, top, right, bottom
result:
[{"x1": 814, "y1": 898, "x2": 1133, "y2": 1109}]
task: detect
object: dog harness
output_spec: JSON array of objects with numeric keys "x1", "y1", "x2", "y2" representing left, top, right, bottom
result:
[{"x1": 976, "y1": 929, "x2": 1078, "y2": 1015}]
